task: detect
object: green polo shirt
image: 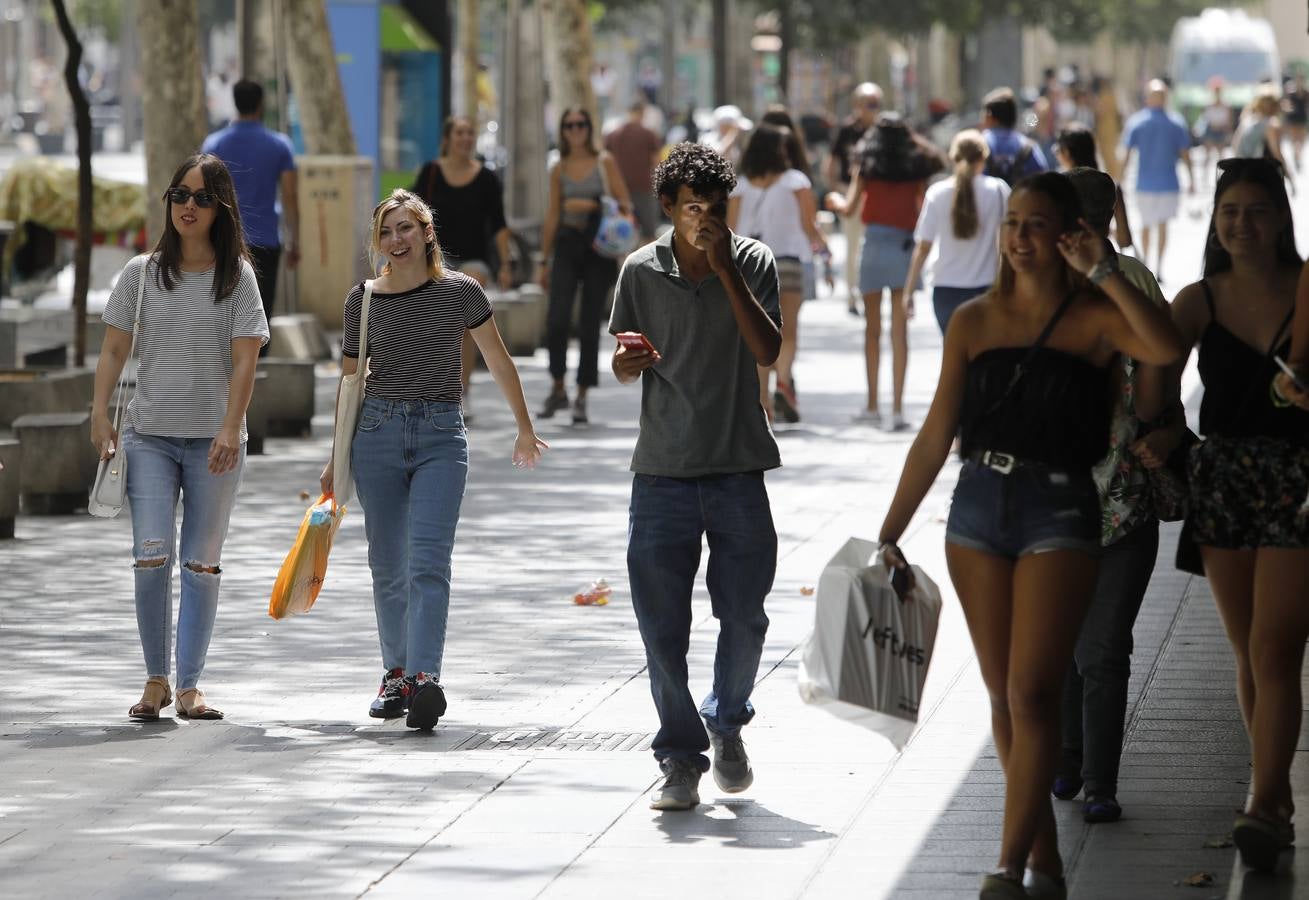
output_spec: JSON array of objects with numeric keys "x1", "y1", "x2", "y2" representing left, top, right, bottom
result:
[{"x1": 608, "y1": 230, "x2": 783, "y2": 477}]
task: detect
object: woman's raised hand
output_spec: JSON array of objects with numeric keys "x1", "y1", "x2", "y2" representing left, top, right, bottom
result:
[{"x1": 1056, "y1": 218, "x2": 1110, "y2": 276}]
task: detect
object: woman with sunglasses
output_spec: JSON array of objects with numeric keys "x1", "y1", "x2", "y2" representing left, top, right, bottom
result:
[
  {"x1": 536, "y1": 107, "x2": 634, "y2": 425},
  {"x1": 92, "y1": 153, "x2": 269, "y2": 722},
  {"x1": 876, "y1": 173, "x2": 1184, "y2": 898},
  {"x1": 1166, "y1": 157, "x2": 1309, "y2": 872}
]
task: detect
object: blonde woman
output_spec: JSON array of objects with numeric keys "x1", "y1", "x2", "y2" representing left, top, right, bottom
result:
[
  {"x1": 903, "y1": 130, "x2": 1010, "y2": 335},
  {"x1": 320, "y1": 190, "x2": 547, "y2": 731}
]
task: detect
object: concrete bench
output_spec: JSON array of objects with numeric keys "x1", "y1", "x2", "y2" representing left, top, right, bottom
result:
[
  {"x1": 267, "y1": 313, "x2": 333, "y2": 360},
  {"x1": 11, "y1": 411, "x2": 96, "y2": 515},
  {"x1": 494, "y1": 285, "x2": 547, "y2": 357},
  {"x1": 0, "y1": 304, "x2": 75, "y2": 367},
  {"x1": 0, "y1": 367, "x2": 95, "y2": 428},
  {"x1": 254, "y1": 359, "x2": 315, "y2": 437},
  {"x1": 0, "y1": 436, "x2": 20, "y2": 538},
  {"x1": 244, "y1": 371, "x2": 269, "y2": 456}
]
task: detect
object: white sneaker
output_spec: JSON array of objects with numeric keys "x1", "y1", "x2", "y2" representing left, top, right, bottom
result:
[
  {"x1": 852, "y1": 409, "x2": 881, "y2": 425},
  {"x1": 885, "y1": 412, "x2": 913, "y2": 432}
]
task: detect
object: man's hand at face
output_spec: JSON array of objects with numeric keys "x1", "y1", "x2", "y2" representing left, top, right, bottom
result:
[{"x1": 694, "y1": 206, "x2": 735, "y2": 276}]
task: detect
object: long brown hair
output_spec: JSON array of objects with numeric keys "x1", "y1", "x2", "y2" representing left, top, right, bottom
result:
[
  {"x1": 152, "y1": 153, "x2": 248, "y2": 300},
  {"x1": 948, "y1": 130, "x2": 987, "y2": 240},
  {"x1": 557, "y1": 107, "x2": 598, "y2": 157},
  {"x1": 760, "y1": 105, "x2": 811, "y2": 174},
  {"x1": 368, "y1": 189, "x2": 446, "y2": 280}
]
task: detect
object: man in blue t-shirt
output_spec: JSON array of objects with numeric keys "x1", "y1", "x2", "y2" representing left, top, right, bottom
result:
[
  {"x1": 202, "y1": 79, "x2": 299, "y2": 331},
  {"x1": 980, "y1": 87, "x2": 1048, "y2": 185},
  {"x1": 1120, "y1": 80, "x2": 1194, "y2": 280}
]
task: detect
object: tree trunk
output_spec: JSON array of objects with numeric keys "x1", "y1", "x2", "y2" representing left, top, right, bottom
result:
[
  {"x1": 712, "y1": 0, "x2": 728, "y2": 106},
  {"x1": 777, "y1": 1, "x2": 792, "y2": 104},
  {"x1": 136, "y1": 0, "x2": 207, "y2": 247},
  {"x1": 543, "y1": 0, "x2": 595, "y2": 121},
  {"x1": 237, "y1": 0, "x2": 276, "y2": 86},
  {"x1": 458, "y1": 0, "x2": 480, "y2": 121},
  {"x1": 283, "y1": 0, "x2": 356, "y2": 154},
  {"x1": 51, "y1": 0, "x2": 92, "y2": 367}
]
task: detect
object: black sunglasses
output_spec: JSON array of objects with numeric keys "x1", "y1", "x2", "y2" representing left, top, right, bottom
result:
[
  {"x1": 1217, "y1": 157, "x2": 1284, "y2": 174},
  {"x1": 562, "y1": 120, "x2": 590, "y2": 131},
  {"x1": 165, "y1": 187, "x2": 217, "y2": 208}
]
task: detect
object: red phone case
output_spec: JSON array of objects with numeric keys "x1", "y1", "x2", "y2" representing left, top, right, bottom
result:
[{"x1": 617, "y1": 332, "x2": 657, "y2": 354}]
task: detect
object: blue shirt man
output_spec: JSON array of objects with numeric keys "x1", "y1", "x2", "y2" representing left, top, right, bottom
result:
[
  {"x1": 1119, "y1": 80, "x2": 1194, "y2": 279},
  {"x1": 980, "y1": 87, "x2": 1048, "y2": 184},
  {"x1": 202, "y1": 79, "x2": 299, "y2": 326}
]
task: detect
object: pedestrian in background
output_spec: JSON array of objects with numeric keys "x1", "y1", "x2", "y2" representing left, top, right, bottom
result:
[
  {"x1": 826, "y1": 82, "x2": 882, "y2": 315},
  {"x1": 760, "y1": 105, "x2": 824, "y2": 301},
  {"x1": 537, "y1": 107, "x2": 633, "y2": 426},
  {"x1": 1054, "y1": 123, "x2": 1134, "y2": 250},
  {"x1": 729, "y1": 124, "x2": 827, "y2": 423},
  {"x1": 1166, "y1": 158, "x2": 1308, "y2": 872},
  {"x1": 902, "y1": 129, "x2": 1009, "y2": 336},
  {"x1": 1282, "y1": 72, "x2": 1308, "y2": 172},
  {"x1": 1120, "y1": 79, "x2": 1194, "y2": 280},
  {"x1": 605, "y1": 100, "x2": 664, "y2": 240},
  {"x1": 1196, "y1": 78, "x2": 1234, "y2": 184},
  {"x1": 980, "y1": 88, "x2": 1049, "y2": 185},
  {"x1": 320, "y1": 190, "x2": 546, "y2": 731},
  {"x1": 1092, "y1": 76, "x2": 1124, "y2": 182},
  {"x1": 201, "y1": 79, "x2": 299, "y2": 343},
  {"x1": 412, "y1": 115, "x2": 514, "y2": 422},
  {"x1": 1235, "y1": 86, "x2": 1292, "y2": 179},
  {"x1": 826, "y1": 112, "x2": 943, "y2": 430},
  {"x1": 877, "y1": 172, "x2": 1183, "y2": 900},
  {"x1": 610, "y1": 143, "x2": 782, "y2": 813},
  {"x1": 91, "y1": 154, "x2": 269, "y2": 723},
  {"x1": 1056, "y1": 167, "x2": 1177, "y2": 826}
]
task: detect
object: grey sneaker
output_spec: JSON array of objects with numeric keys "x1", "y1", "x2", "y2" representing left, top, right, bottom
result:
[
  {"x1": 710, "y1": 733, "x2": 754, "y2": 793},
  {"x1": 649, "y1": 761, "x2": 701, "y2": 811}
]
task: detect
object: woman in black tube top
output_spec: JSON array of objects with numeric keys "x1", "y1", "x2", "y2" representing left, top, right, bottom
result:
[
  {"x1": 876, "y1": 172, "x2": 1186, "y2": 900},
  {"x1": 1167, "y1": 157, "x2": 1309, "y2": 873}
]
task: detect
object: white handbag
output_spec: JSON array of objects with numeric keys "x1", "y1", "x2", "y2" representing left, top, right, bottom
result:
[
  {"x1": 88, "y1": 256, "x2": 148, "y2": 518},
  {"x1": 330, "y1": 279, "x2": 372, "y2": 506}
]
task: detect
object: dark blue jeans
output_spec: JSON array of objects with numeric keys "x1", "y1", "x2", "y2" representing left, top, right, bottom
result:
[
  {"x1": 627, "y1": 471, "x2": 777, "y2": 772},
  {"x1": 1060, "y1": 520, "x2": 1159, "y2": 796}
]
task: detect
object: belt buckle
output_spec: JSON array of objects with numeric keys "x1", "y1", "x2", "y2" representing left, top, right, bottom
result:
[{"x1": 984, "y1": 451, "x2": 1015, "y2": 474}]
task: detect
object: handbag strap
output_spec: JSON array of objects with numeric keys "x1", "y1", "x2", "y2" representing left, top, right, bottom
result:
[
  {"x1": 984, "y1": 288, "x2": 1078, "y2": 416},
  {"x1": 358, "y1": 279, "x2": 373, "y2": 362},
  {"x1": 111, "y1": 255, "x2": 149, "y2": 438}
]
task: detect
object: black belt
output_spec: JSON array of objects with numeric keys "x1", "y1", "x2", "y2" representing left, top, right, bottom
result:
[{"x1": 966, "y1": 450, "x2": 1063, "y2": 475}]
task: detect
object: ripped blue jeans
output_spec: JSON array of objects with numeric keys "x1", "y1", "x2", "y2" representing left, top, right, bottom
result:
[{"x1": 122, "y1": 427, "x2": 244, "y2": 690}]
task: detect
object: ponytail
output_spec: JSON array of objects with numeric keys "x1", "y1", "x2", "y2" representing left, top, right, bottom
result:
[{"x1": 948, "y1": 129, "x2": 987, "y2": 240}]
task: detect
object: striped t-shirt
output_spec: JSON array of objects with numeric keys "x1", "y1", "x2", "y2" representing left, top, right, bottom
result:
[
  {"x1": 341, "y1": 273, "x2": 493, "y2": 402},
  {"x1": 103, "y1": 254, "x2": 270, "y2": 441}
]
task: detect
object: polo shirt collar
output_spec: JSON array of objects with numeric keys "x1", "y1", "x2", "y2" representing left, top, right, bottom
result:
[{"x1": 652, "y1": 227, "x2": 681, "y2": 276}]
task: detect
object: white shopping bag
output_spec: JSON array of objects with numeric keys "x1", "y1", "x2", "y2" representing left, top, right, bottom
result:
[{"x1": 797, "y1": 537, "x2": 943, "y2": 748}]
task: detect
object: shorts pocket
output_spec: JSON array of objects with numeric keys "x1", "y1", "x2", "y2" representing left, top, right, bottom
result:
[
  {"x1": 426, "y1": 409, "x2": 463, "y2": 433},
  {"x1": 357, "y1": 411, "x2": 385, "y2": 433}
]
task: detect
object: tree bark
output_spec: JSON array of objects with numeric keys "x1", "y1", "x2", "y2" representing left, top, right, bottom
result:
[
  {"x1": 50, "y1": 0, "x2": 92, "y2": 367},
  {"x1": 458, "y1": 0, "x2": 480, "y2": 121},
  {"x1": 136, "y1": 1, "x2": 207, "y2": 249},
  {"x1": 712, "y1": 0, "x2": 728, "y2": 106},
  {"x1": 283, "y1": 0, "x2": 356, "y2": 154},
  {"x1": 542, "y1": 0, "x2": 596, "y2": 122},
  {"x1": 237, "y1": 0, "x2": 276, "y2": 86}
]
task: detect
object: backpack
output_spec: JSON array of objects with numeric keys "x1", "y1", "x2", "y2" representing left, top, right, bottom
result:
[{"x1": 983, "y1": 141, "x2": 1034, "y2": 186}]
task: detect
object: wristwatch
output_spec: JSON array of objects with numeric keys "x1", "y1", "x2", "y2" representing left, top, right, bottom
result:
[{"x1": 1087, "y1": 257, "x2": 1119, "y2": 285}]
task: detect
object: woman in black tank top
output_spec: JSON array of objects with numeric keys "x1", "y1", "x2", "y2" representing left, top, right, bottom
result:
[
  {"x1": 876, "y1": 173, "x2": 1185, "y2": 898},
  {"x1": 1168, "y1": 157, "x2": 1309, "y2": 871}
]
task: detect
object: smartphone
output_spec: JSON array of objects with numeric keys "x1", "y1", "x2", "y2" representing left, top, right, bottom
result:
[
  {"x1": 1274, "y1": 356, "x2": 1307, "y2": 393},
  {"x1": 616, "y1": 332, "x2": 659, "y2": 355}
]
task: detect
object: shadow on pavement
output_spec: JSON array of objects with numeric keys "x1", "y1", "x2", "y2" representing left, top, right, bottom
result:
[{"x1": 653, "y1": 799, "x2": 835, "y2": 849}]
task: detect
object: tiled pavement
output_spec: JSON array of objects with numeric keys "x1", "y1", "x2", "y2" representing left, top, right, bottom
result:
[{"x1": 1, "y1": 223, "x2": 1306, "y2": 899}]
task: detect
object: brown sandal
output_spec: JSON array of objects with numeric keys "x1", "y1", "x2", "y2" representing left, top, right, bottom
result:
[
  {"x1": 175, "y1": 688, "x2": 223, "y2": 720},
  {"x1": 129, "y1": 676, "x2": 173, "y2": 721}
]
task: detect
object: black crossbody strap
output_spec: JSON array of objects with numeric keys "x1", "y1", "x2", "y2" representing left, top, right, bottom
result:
[{"x1": 984, "y1": 289, "x2": 1079, "y2": 416}]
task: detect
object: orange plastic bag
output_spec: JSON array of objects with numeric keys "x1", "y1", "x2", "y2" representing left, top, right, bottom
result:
[{"x1": 269, "y1": 494, "x2": 345, "y2": 619}]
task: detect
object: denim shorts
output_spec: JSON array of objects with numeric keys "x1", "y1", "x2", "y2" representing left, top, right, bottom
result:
[
  {"x1": 946, "y1": 458, "x2": 1101, "y2": 559},
  {"x1": 859, "y1": 223, "x2": 917, "y2": 294}
]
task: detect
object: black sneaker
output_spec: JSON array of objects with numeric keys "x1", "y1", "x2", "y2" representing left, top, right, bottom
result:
[
  {"x1": 369, "y1": 667, "x2": 409, "y2": 719},
  {"x1": 539, "y1": 389, "x2": 569, "y2": 419},
  {"x1": 406, "y1": 674, "x2": 447, "y2": 731}
]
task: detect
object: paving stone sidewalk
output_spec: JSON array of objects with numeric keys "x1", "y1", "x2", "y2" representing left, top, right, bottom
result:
[{"x1": 2, "y1": 242, "x2": 1305, "y2": 898}]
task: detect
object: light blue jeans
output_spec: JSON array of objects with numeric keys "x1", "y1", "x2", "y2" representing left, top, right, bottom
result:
[
  {"x1": 122, "y1": 427, "x2": 245, "y2": 690},
  {"x1": 351, "y1": 397, "x2": 468, "y2": 679}
]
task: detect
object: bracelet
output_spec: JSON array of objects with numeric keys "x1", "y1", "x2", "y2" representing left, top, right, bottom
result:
[{"x1": 1087, "y1": 258, "x2": 1119, "y2": 285}]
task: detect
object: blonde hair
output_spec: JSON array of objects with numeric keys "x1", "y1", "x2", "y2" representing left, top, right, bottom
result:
[
  {"x1": 948, "y1": 129, "x2": 988, "y2": 240},
  {"x1": 368, "y1": 189, "x2": 445, "y2": 280},
  {"x1": 1252, "y1": 86, "x2": 1281, "y2": 118}
]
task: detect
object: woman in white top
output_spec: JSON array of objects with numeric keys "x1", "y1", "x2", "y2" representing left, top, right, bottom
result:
[
  {"x1": 92, "y1": 153, "x2": 269, "y2": 722},
  {"x1": 903, "y1": 130, "x2": 1009, "y2": 335},
  {"x1": 728, "y1": 124, "x2": 827, "y2": 423}
]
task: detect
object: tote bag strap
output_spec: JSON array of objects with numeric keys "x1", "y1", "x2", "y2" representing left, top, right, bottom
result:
[
  {"x1": 111, "y1": 254, "x2": 149, "y2": 439},
  {"x1": 357, "y1": 279, "x2": 374, "y2": 362}
]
